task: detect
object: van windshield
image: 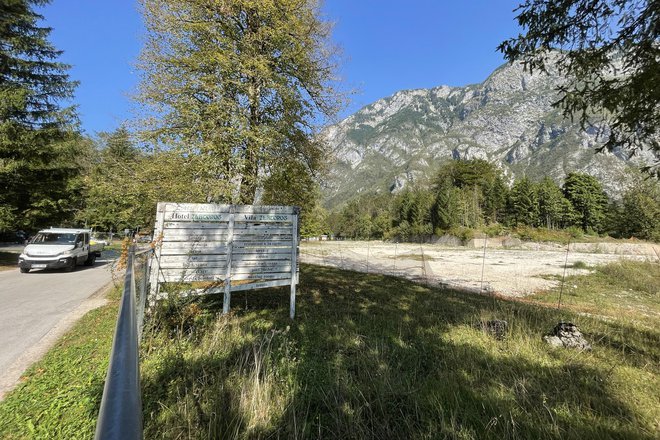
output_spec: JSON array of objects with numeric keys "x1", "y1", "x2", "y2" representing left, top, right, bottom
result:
[{"x1": 30, "y1": 233, "x2": 77, "y2": 245}]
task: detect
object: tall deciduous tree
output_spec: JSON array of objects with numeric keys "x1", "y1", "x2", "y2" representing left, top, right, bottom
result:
[
  {"x1": 616, "y1": 178, "x2": 660, "y2": 241},
  {"x1": 261, "y1": 160, "x2": 322, "y2": 236},
  {"x1": 0, "y1": 0, "x2": 82, "y2": 232},
  {"x1": 137, "y1": 0, "x2": 344, "y2": 204},
  {"x1": 81, "y1": 127, "x2": 209, "y2": 232},
  {"x1": 499, "y1": 0, "x2": 660, "y2": 176}
]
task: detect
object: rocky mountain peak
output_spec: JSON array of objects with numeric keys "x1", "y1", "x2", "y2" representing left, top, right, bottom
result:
[{"x1": 322, "y1": 59, "x2": 643, "y2": 208}]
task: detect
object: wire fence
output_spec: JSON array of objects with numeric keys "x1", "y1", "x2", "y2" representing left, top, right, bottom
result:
[
  {"x1": 299, "y1": 239, "x2": 660, "y2": 309},
  {"x1": 91, "y1": 237, "x2": 658, "y2": 439}
]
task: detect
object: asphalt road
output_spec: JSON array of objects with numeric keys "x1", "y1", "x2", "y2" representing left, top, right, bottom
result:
[{"x1": 0, "y1": 252, "x2": 115, "y2": 398}]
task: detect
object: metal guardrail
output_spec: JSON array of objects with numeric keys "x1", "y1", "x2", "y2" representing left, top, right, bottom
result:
[{"x1": 94, "y1": 245, "x2": 151, "y2": 440}]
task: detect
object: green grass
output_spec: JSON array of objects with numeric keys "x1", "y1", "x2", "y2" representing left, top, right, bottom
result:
[
  {"x1": 0, "y1": 288, "x2": 120, "y2": 439},
  {"x1": 527, "y1": 260, "x2": 660, "y2": 330},
  {"x1": 1, "y1": 262, "x2": 658, "y2": 439},
  {"x1": 140, "y1": 263, "x2": 659, "y2": 439},
  {"x1": 569, "y1": 260, "x2": 590, "y2": 270},
  {"x1": 104, "y1": 242, "x2": 123, "y2": 251}
]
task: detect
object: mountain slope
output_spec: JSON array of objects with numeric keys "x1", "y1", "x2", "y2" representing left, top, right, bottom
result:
[{"x1": 322, "y1": 60, "x2": 643, "y2": 208}]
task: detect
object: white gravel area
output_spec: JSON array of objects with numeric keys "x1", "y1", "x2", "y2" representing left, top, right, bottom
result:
[{"x1": 300, "y1": 241, "x2": 659, "y2": 297}]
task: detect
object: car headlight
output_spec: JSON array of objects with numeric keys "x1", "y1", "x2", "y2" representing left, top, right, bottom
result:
[{"x1": 58, "y1": 250, "x2": 74, "y2": 257}]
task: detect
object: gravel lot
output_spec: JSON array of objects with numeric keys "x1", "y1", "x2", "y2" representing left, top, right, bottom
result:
[{"x1": 300, "y1": 240, "x2": 659, "y2": 297}]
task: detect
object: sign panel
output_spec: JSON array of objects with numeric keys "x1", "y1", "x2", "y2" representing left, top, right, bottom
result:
[{"x1": 149, "y1": 203, "x2": 300, "y2": 318}]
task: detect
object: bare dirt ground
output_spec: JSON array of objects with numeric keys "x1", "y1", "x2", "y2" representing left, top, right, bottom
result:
[{"x1": 300, "y1": 240, "x2": 660, "y2": 297}]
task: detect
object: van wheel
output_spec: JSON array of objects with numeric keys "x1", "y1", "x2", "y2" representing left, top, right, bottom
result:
[
  {"x1": 65, "y1": 259, "x2": 76, "y2": 272},
  {"x1": 84, "y1": 254, "x2": 96, "y2": 266},
  {"x1": 20, "y1": 267, "x2": 29, "y2": 273}
]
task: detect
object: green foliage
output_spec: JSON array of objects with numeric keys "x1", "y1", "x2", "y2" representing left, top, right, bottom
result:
[
  {"x1": 431, "y1": 159, "x2": 508, "y2": 232},
  {"x1": 329, "y1": 159, "x2": 658, "y2": 243},
  {"x1": 261, "y1": 161, "x2": 327, "y2": 237},
  {"x1": 0, "y1": 0, "x2": 84, "y2": 232},
  {"x1": 612, "y1": 178, "x2": 660, "y2": 241},
  {"x1": 331, "y1": 194, "x2": 393, "y2": 240},
  {"x1": 499, "y1": 0, "x2": 660, "y2": 176},
  {"x1": 137, "y1": 0, "x2": 345, "y2": 204},
  {"x1": 536, "y1": 177, "x2": 565, "y2": 229},
  {"x1": 81, "y1": 127, "x2": 210, "y2": 232},
  {"x1": 563, "y1": 172, "x2": 609, "y2": 232},
  {"x1": 392, "y1": 188, "x2": 434, "y2": 238},
  {"x1": 430, "y1": 185, "x2": 461, "y2": 230},
  {"x1": 507, "y1": 176, "x2": 539, "y2": 226}
]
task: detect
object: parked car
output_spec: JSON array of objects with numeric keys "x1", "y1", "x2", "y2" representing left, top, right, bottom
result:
[
  {"x1": 136, "y1": 235, "x2": 152, "y2": 243},
  {"x1": 18, "y1": 228, "x2": 104, "y2": 273},
  {"x1": 91, "y1": 236, "x2": 109, "y2": 246}
]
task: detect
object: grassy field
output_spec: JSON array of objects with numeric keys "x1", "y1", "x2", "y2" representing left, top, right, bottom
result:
[{"x1": 0, "y1": 262, "x2": 658, "y2": 439}]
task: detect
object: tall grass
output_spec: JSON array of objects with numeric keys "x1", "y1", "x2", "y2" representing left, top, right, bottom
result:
[
  {"x1": 0, "y1": 260, "x2": 656, "y2": 439},
  {"x1": 140, "y1": 263, "x2": 660, "y2": 439}
]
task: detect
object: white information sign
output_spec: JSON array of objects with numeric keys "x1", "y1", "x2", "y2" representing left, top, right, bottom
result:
[{"x1": 149, "y1": 203, "x2": 300, "y2": 318}]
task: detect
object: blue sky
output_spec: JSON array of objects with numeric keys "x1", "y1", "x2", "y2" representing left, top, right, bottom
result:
[{"x1": 39, "y1": 0, "x2": 523, "y2": 136}]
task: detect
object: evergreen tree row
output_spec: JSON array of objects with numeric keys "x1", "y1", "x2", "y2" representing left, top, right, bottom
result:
[{"x1": 328, "y1": 160, "x2": 660, "y2": 242}]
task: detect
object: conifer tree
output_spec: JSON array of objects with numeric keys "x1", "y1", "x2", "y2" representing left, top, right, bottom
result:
[
  {"x1": 0, "y1": 0, "x2": 81, "y2": 231},
  {"x1": 563, "y1": 172, "x2": 608, "y2": 232},
  {"x1": 536, "y1": 177, "x2": 565, "y2": 229},
  {"x1": 507, "y1": 177, "x2": 539, "y2": 226}
]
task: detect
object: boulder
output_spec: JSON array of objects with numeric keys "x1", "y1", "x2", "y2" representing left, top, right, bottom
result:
[
  {"x1": 502, "y1": 237, "x2": 522, "y2": 248},
  {"x1": 434, "y1": 234, "x2": 464, "y2": 247},
  {"x1": 544, "y1": 322, "x2": 591, "y2": 350}
]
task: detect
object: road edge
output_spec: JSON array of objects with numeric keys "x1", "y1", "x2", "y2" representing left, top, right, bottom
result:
[{"x1": 0, "y1": 281, "x2": 114, "y2": 401}]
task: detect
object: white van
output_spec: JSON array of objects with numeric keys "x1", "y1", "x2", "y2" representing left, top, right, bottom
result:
[{"x1": 18, "y1": 228, "x2": 104, "y2": 273}]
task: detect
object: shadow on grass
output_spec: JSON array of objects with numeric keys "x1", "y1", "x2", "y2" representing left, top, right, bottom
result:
[{"x1": 140, "y1": 264, "x2": 658, "y2": 440}]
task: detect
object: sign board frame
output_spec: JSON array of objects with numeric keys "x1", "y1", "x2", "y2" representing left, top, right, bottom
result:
[{"x1": 148, "y1": 203, "x2": 300, "y2": 318}]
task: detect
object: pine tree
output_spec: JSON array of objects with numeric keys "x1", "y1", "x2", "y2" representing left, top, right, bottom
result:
[
  {"x1": 507, "y1": 177, "x2": 539, "y2": 227},
  {"x1": 563, "y1": 172, "x2": 609, "y2": 232},
  {"x1": 0, "y1": 0, "x2": 81, "y2": 232},
  {"x1": 431, "y1": 159, "x2": 507, "y2": 229},
  {"x1": 431, "y1": 176, "x2": 461, "y2": 231},
  {"x1": 536, "y1": 177, "x2": 565, "y2": 229}
]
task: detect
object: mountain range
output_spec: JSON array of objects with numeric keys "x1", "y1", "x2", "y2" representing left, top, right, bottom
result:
[{"x1": 321, "y1": 59, "x2": 646, "y2": 209}]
